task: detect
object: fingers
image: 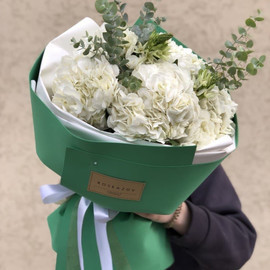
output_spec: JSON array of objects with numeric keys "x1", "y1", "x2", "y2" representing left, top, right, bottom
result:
[{"x1": 134, "y1": 212, "x2": 173, "y2": 223}]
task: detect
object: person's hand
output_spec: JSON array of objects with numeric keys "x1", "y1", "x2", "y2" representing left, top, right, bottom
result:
[{"x1": 135, "y1": 202, "x2": 191, "y2": 235}]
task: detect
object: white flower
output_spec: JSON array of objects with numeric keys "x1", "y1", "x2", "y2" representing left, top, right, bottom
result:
[
  {"x1": 52, "y1": 54, "x2": 120, "y2": 129},
  {"x1": 179, "y1": 87, "x2": 237, "y2": 149},
  {"x1": 107, "y1": 88, "x2": 148, "y2": 141},
  {"x1": 126, "y1": 54, "x2": 145, "y2": 69},
  {"x1": 199, "y1": 87, "x2": 237, "y2": 135},
  {"x1": 167, "y1": 91, "x2": 200, "y2": 126},
  {"x1": 108, "y1": 61, "x2": 202, "y2": 144},
  {"x1": 166, "y1": 39, "x2": 204, "y2": 74},
  {"x1": 123, "y1": 28, "x2": 139, "y2": 57},
  {"x1": 133, "y1": 62, "x2": 194, "y2": 102}
]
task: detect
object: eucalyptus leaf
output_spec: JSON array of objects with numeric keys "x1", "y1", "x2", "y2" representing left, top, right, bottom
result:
[
  {"x1": 213, "y1": 58, "x2": 223, "y2": 64},
  {"x1": 228, "y1": 67, "x2": 236, "y2": 76},
  {"x1": 259, "y1": 55, "x2": 266, "y2": 63},
  {"x1": 237, "y1": 70, "x2": 245, "y2": 80},
  {"x1": 251, "y1": 57, "x2": 259, "y2": 66},
  {"x1": 246, "y1": 40, "x2": 253, "y2": 48},
  {"x1": 246, "y1": 63, "x2": 257, "y2": 75},
  {"x1": 105, "y1": 23, "x2": 115, "y2": 32},
  {"x1": 254, "y1": 17, "x2": 264, "y2": 21},
  {"x1": 225, "y1": 40, "x2": 233, "y2": 48},
  {"x1": 235, "y1": 51, "x2": 248, "y2": 62},
  {"x1": 83, "y1": 45, "x2": 91, "y2": 55},
  {"x1": 231, "y1": 34, "x2": 238, "y2": 41},
  {"x1": 120, "y1": 3, "x2": 127, "y2": 12},
  {"x1": 144, "y1": 2, "x2": 155, "y2": 11},
  {"x1": 245, "y1": 18, "x2": 256, "y2": 28},
  {"x1": 95, "y1": 0, "x2": 108, "y2": 13},
  {"x1": 123, "y1": 13, "x2": 128, "y2": 22},
  {"x1": 107, "y1": 2, "x2": 118, "y2": 15},
  {"x1": 238, "y1": 27, "x2": 247, "y2": 35}
]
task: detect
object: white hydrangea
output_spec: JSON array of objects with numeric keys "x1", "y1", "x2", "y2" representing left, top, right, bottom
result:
[
  {"x1": 108, "y1": 62, "x2": 202, "y2": 144},
  {"x1": 180, "y1": 86, "x2": 238, "y2": 149},
  {"x1": 122, "y1": 28, "x2": 139, "y2": 57},
  {"x1": 166, "y1": 39, "x2": 204, "y2": 74},
  {"x1": 107, "y1": 88, "x2": 149, "y2": 141},
  {"x1": 51, "y1": 26, "x2": 237, "y2": 148},
  {"x1": 52, "y1": 54, "x2": 119, "y2": 130}
]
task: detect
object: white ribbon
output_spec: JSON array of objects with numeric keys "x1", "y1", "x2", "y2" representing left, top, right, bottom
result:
[
  {"x1": 40, "y1": 184, "x2": 118, "y2": 270},
  {"x1": 94, "y1": 204, "x2": 118, "y2": 270}
]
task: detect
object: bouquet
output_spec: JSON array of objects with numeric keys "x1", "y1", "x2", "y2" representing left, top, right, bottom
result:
[{"x1": 29, "y1": 1, "x2": 265, "y2": 269}]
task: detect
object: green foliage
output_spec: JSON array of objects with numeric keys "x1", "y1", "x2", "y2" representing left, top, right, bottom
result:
[
  {"x1": 71, "y1": 0, "x2": 168, "y2": 92},
  {"x1": 194, "y1": 67, "x2": 221, "y2": 93},
  {"x1": 207, "y1": 9, "x2": 266, "y2": 91},
  {"x1": 71, "y1": 0, "x2": 142, "y2": 91},
  {"x1": 130, "y1": 2, "x2": 166, "y2": 44},
  {"x1": 141, "y1": 30, "x2": 173, "y2": 62}
]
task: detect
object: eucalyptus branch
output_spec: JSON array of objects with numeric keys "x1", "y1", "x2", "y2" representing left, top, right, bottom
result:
[
  {"x1": 70, "y1": 0, "x2": 169, "y2": 91},
  {"x1": 200, "y1": 9, "x2": 266, "y2": 91},
  {"x1": 130, "y1": 2, "x2": 166, "y2": 44}
]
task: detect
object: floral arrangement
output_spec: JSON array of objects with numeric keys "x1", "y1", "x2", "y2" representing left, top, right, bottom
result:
[
  {"x1": 30, "y1": 2, "x2": 267, "y2": 269},
  {"x1": 50, "y1": 0, "x2": 265, "y2": 150}
]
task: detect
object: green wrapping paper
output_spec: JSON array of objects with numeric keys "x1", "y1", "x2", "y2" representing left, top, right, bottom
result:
[
  {"x1": 48, "y1": 195, "x2": 174, "y2": 270},
  {"x1": 30, "y1": 52, "x2": 238, "y2": 214},
  {"x1": 30, "y1": 20, "x2": 238, "y2": 269}
]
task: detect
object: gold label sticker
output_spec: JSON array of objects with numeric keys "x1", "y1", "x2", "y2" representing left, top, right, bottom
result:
[{"x1": 88, "y1": 171, "x2": 145, "y2": 201}]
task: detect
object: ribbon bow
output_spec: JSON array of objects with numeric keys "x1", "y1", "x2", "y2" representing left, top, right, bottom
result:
[{"x1": 40, "y1": 184, "x2": 118, "y2": 270}]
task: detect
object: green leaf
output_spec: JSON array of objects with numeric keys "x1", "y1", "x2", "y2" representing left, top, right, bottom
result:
[
  {"x1": 123, "y1": 13, "x2": 128, "y2": 22},
  {"x1": 120, "y1": 3, "x2": 127, "y2": 13},
  {"x1": 228, "y1": 67, "x2": 236, "y2": 76},
  {"x1": 219, "y1": 50, "x2": 227, "y2": 57},
  {"x1": 144, "y1": 2, "x2": 156, "y2": 11},
  {"x1": 226, "y1": 52, "x2": 232, "y2": 58},
  {"x1": 213, "y1": 58, "x2": 222, "y2": 64},
  {"x1": 232, "y1": 34, "x2": 238, "y2": 41},
  {"x1": 246, "y1": 63, "x2": 257, "y2": 75},
  {"x1": 73, "y1": 42, "x2": 80, "y2": 48},
  {"x1": 113, "y1": 46, "x2": 123, "y2": 55},
  {"x1": 113, "y1": 28, "x2": 125, "y2": 37},
  {"x1": 83, "y1": 45, "x2": 91, "y2": 55},
  {"x1": 235, "y1": 51, "x2": 248, "y2": 62},
  {"x1": 254, "y1": 17, "x2": 264, "y2": 21},
  {"x1": 107, "y1": 2, "x2": 118, "y2": 15},
  {"x1": 108, "y1": 36, "x2": 119, "y2": 46},
  {"x1": 226, "y1": 61, "x2": 233, "y2": 66},
  {"x1": 251, "y1": 57, "x2": 259, "y2": 65},
  {"x1": 259, "y1": 55, "x2": 266, "y2": 63},
  {"x1": 95, "y1": 0, "x2": 108, "y2": 13},
  {"x1": 236, "y1": 40, "x2": 246, "y2": 45},
  {"x1": 120, "y1": 59, "x2": 129, "y2": 66},
  {"x1": 224, "y1": 40, "x2": 237, "y2": 50},
  {"x1": 225, "y1": 40, "x2": 233, "y2": 48},
  {"x1": 237, "y1": 70, "x2": 245, "y2": 80},
  {"x1": 246, "y1": 40, "x2": 254, "y2": 48},
  {"x1": 105, "y1": 23, "x2": 115, "y2": 32},
  {"x1": 238, "y1": 27, "x2": 247, "y2": 35},
  {"x1": 145, "y1": 12, "x2": 154, "y2": 20},
  {"x1": 245, "y1": 18, "x2": 256, "y2": 28},
  {"x1": 103, "y1": 14, "x2": 114, "y2": 23},
  {"x1": 103, "y1": 32, "x2": 110, "y2": 42}
]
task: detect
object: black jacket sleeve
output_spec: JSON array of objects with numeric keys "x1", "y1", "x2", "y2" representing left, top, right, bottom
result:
[{"x1": 167, "y1": 165, "x2": 256, "y2": 270}]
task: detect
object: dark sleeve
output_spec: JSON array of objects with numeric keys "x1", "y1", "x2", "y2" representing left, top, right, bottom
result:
[{"x1": 167, "y1": 165, "x2": 256, "y2": 270}]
